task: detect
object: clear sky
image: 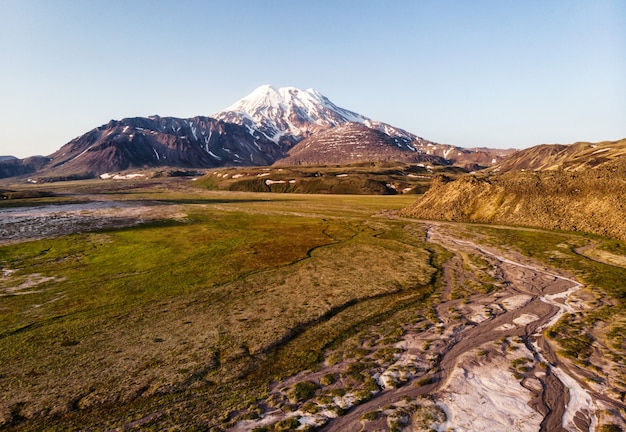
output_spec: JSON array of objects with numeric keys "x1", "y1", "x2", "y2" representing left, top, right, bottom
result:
[{"x1": 1, "y1": 0, "x2": 625, "y2": 158}]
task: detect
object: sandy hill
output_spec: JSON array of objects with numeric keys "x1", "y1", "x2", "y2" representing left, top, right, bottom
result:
[{"x1": 400, "y1": 141, "x2": 626, "y2": 240}]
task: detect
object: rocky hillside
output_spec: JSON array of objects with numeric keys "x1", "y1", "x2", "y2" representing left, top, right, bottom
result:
[
  {"x1": 0, "y1": 156, "x2": 50, "y2": 179},
  {"x1": 490, "y1": 138, "x2": 626, "y2": 173},
  {"x1": 197, "y1": 162, "x2": 468, "y2": 195},
  {"x1": 275, "y1": 123, "x2": 446, "y2": 166},
  {"x1": 399, "y1": 160, "x2": 626, "y2": 240},
  {"x1": 33, "y1": 116, "x2": 281, "y2": 181},
  {"x1": 422, "y1": 144, "x2": 515, "y2": 170}
]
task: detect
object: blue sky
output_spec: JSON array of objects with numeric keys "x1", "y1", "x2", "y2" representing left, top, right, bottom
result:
[{"x1": 1, "y1": 0, "x2": 624, "y2": 158}]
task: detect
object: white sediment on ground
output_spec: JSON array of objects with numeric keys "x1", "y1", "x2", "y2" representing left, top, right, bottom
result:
[
  {"x1": 512, "y1": 313, "x2": 540, "y2": 326},
  {"x1": 0, "y1": 201, "x2": 187, "y2": 244},
  {"x1": 533, "y1": 277, "x2": 600, "y2": 430},
  {"x1": 501, "y1": 294, "x2": 532, "y2": 310},
  {"x1": 553, "y1": 367, "x2": 598, "y2": 431},
  {"x1": 435, "y1": 346, "x2": 543, "y2": 432}
]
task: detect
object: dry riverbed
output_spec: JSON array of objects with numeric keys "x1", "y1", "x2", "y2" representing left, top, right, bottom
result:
[{"x1": 231, "y1": 223, "x2": 625, "y2": 432}]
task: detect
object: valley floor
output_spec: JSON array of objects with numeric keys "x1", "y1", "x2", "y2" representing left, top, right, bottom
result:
[{"x1": 0, "y1": 179, "x2": 624, "y2": 431}]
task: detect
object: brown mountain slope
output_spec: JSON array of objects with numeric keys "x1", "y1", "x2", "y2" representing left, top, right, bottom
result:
[
  {"x1": 277, "y1": 123, "x2": 513, "y2": 169},
  {"x1": 399, "y1": 162, "x2": 626, "y2": 240},
  {"x1": 37, "y1": 116, "x2": 283, "y2": 181},
  {"x1": 0, "y1": 156, "x2": 50, "y2": 179},
  {"x1": 275, "y1": 123, "x2": 447, "y2": 166},
  {"x1": 491, "y1": 138, "x2": 626, "y2": 173}
]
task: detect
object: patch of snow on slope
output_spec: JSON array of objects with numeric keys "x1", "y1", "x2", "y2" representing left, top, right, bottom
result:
[
  {"x1": 70, "y1": 144, "x2": 97, "y2": 161},
  {"x1": 270, "y1": 131, "x2": 284, "y2": 144}
]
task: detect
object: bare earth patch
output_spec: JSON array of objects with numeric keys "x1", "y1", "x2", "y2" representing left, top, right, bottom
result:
[
  {"x1": 0, "y1": 200, "x2": 187, "y2": 245},
  {"x1": 576, "y1": 244, "x2": 626, "y2": 268},
  {"x1": 0, "y1": 271, "x2": 62, "y2": 296},
  {"x1": 437, "y1": 343, "x2": 543, "y2": 432}
]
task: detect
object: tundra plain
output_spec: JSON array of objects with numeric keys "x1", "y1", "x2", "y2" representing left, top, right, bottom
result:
[{"x1": 0, "y1": 177, "x2": 624, "y2": 431}]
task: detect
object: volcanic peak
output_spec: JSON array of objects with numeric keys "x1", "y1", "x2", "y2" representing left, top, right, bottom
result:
[{"x1": 213, "y1": 85, "x2": 396, "y2": 146}]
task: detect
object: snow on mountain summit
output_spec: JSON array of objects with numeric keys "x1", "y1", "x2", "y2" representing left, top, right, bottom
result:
[{"x1": 213, "y1": 85, "x2": 415, "y2": 147}]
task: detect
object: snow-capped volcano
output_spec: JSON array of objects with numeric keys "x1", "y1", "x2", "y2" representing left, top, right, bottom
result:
[
  {"x1": 214, "y1": 85, "x2": 418, "y2": 148},
  {"x1": 0, "y1": 84, "x2": 512, "y2": 181}
]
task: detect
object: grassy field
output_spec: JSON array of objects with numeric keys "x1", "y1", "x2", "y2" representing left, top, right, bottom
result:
[
  {"x1": 0, "y1": 183, "x2": 437, "y2": 430},
  {"x1": 194, "y1": 162, "x2": 467, "y2": 195},
  {"x1": 2, "y1": 179, "x2": 625, "y2": 430}
]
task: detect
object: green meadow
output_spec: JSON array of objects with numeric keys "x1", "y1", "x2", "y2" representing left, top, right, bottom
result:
[
  {"x1": 1, "y1": 181, "x2": 625, "y2": 430},
  {"x1": 0, "y1": 186, "x2": 436, "y2": 430}
]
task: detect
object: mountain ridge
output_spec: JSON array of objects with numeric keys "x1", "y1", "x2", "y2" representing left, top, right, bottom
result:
[
  {"x1": 42, "y1": 116, "x2": 282, "y2": 179},
  {"x1": 1, "y1": 85, "x2": 511, "y2": 181},
  {"x1": 490, "y1": 138, "x2": 626, "y2": 173},
  {"x1": 400, "y1": 138, "x2": 626, "y2": 240}
]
